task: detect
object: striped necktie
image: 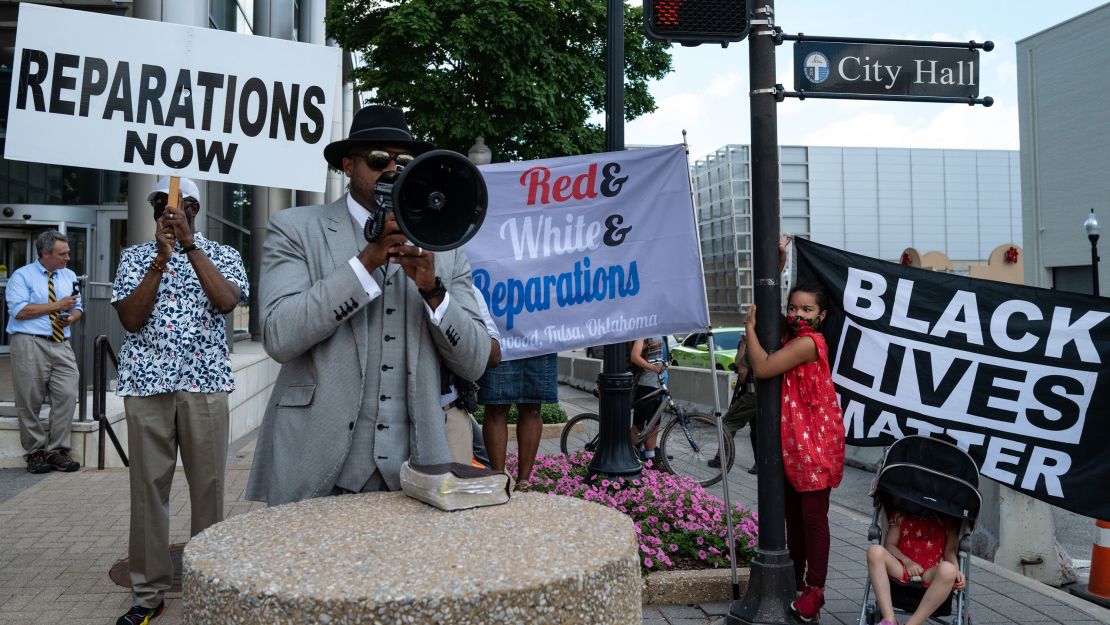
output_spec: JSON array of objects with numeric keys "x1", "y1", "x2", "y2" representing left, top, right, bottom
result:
[{"x1": 46, "y1": 271, "x2": 64, "y2": 342}]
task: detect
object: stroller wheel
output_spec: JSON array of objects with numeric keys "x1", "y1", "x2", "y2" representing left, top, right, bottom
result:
[{"x1": 865, "y1": 602, "x2": 880, "y2": 625}]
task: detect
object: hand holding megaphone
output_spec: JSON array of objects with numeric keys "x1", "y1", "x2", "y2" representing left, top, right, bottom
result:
[
  {"x1": 366, "y1": 150, "x2": 487, "y2": 252},
  {"x1": 355, "y1": 213, "x2": 409, "y2": 272},
  {"x1": 387, "y1": 240, "x2": 438, "y2": 299}
]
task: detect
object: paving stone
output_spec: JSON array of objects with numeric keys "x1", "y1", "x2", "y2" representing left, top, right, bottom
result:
[
  {"x1": 657, "y1": 604, "x2": 707, "y2": 620},
  {"x1": 697, "y1": 601, "x2": 731, "y2": 616},
  {"x1": 3, "y1": 396, "x2": 1110, "y2": 625},
  {"x1": 967, "y1": 608, "x2": 1016, "y2": 625}
]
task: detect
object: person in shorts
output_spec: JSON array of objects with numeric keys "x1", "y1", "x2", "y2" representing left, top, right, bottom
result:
[{"x1": 478, "y1": 352, "x2": 557, "y2": 488}]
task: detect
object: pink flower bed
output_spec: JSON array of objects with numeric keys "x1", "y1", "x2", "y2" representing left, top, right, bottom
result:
[{"x1": 506, "y1": 451, "x2": 758, "y2": 573}]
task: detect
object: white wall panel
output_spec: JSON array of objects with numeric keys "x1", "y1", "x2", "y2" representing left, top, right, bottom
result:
[
  {"x1": 877, "y1": 149, "x2": 913, "y2": 260},
  {"x1": 943, "y1": 151, "x2": 980, "y2": 260},
  {"x1": 909, "y1": 150, "x2": 947, "y2": 254},
  {"x1": 841, "y1": 149, "x2": 880, "y2": 257},
  {"x1": 808, "y1": 148, "x2": 845, "y2": 249}
]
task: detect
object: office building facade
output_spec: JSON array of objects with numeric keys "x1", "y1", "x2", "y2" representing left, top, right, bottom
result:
[
  {"x1": 692, "y1": 145, "x2": 1022, "y2": 325},
  {"x1": 1017, "y1": 4, "x2": 1110, "y2": 295}
]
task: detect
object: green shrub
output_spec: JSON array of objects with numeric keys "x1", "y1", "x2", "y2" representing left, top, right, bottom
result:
[{"x1": 473, "y1": 403, "x2": 567, "y2": 425}]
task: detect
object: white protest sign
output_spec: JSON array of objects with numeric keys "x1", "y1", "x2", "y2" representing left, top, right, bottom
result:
[
  {"x1": 465, "y1": 145, "x2": 710, "y2": 360},
  {"x1": 5, "y1": 3, "x2": 340, "y2": 192}
]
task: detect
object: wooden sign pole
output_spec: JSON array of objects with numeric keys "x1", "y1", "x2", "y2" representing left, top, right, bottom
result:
[{"x1": 168, "y1": 176, "x2": 181, "y2": 210}]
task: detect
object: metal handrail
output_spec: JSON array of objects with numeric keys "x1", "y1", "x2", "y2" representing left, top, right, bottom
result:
[{"x1": 92, "y1": 335, "x2": 128, "y2": 469}]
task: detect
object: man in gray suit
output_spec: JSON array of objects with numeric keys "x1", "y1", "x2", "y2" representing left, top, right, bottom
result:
[{"x1": 246, "y1": 104, "x2": 490, "y2": 506}]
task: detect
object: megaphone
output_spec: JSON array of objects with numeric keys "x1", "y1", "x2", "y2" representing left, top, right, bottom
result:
[{"x1": 366, "y1": 149, "x2": 488, "y2": 251}]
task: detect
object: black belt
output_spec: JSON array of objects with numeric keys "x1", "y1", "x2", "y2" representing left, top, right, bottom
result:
[{"x1": 17, "y1": 333, "x2": 68, "y2": 342}]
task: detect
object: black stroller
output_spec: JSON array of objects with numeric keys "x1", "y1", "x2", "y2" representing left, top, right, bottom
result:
[{"x1": 858, "y1": 436, "x2": 982, "y2": 625}]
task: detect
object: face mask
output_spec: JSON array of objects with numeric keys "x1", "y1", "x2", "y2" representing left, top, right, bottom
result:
[{"x1": 788, "y1": 314, "x2": 822, "y2": 332}]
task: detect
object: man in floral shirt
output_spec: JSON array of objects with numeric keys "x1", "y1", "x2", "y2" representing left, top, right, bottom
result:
[{"x1": 110, "y1": 176, "x2": 248, "y2": 625}]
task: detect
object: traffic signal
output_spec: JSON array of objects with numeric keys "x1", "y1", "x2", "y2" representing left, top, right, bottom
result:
[{"x1": 643, "y1": 0, "x2": 750, "y2": 47}]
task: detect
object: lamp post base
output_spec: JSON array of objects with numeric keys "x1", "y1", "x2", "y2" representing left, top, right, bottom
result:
[
  {"x1": 587, "y1": 371, "x2": 642, "y2": 479},
  {"x1": 725, "y1": 548, "x2": 796, "y2": 625}
]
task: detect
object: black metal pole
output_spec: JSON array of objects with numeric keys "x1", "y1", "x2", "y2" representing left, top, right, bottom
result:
[
  {"x1": 780, "y1": 90, "x2": 994, "y2": 107},
  {"x1": 781, "y1": 33, "x2": 994, "y2": 51},
  {"x1": 589, "y1": 0, "x2": 641, "y2": 479},
  {"x1": 730, "y1": 1, "x2": 795, "y2": 623},
  {"x1": 94, "y1": 336, "x2": 105, "y2": 470},
  {"x1": 75, "y1": 276, "x2": 86, "y2": 422},
  {"x1": 1091, "y1": 235, "x2": 1100, "y2": 297}
]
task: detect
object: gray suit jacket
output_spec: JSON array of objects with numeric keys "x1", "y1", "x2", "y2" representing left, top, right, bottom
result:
[{"x1": 245, "y1": 197, "x2": 490, "y2": 505}]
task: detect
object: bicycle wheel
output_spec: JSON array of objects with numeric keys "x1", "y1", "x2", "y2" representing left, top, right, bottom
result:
[
  {"x1": 560, "y1": 413, "x2": 601, "y2": 457},
  {"x1": 659, "y1": 412, "x2": 734, "y2": 487}
]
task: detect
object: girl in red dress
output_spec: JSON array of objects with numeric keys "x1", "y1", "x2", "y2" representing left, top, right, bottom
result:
[
  {"x1": 745, "y1": 283, "x2": 845, "y2": 623},
  {"x1": 866, "y1": 498, "x2": 965, "y2": 625}
]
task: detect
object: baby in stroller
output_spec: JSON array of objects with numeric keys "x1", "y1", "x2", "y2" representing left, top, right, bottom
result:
[
  {"x1": 866, "y1": 496, "x2": 965, "y2": 625},
  {"x1": 858, "y1": 435, "x2": 980, "y2": 625}
]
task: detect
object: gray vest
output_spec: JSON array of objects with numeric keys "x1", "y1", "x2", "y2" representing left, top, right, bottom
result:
[{"x1": 335, "y1": 216, "x2": 412, "y2": 492}]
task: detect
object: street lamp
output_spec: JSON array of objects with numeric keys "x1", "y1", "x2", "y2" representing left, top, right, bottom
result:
[
  {"x1": 588, "y1": 0, "x2": 643, "y2": 481},
  {"x1": 1085, "y1": 209, "x2": 1100, "y2": 297},
  {"x1": 467, "y1": 136, "x2": 492, "y2": 166}
]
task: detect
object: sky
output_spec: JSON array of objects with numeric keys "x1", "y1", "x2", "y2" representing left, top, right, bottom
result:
[{"x1": 620, "y1": 1, "x2": 1109, "y2": 161}]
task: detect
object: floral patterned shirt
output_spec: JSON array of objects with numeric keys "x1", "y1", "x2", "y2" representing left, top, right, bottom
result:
[
  {"x1": 781, "y1": 327, "x2": 845, "y2": 492},
  {"x1": 111, "y1": 234, "x2": 248, "y2": 397}
]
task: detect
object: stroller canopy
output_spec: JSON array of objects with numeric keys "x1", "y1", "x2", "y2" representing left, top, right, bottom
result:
[{"x1": 872, "y1": 435, "x2": 982, "y2": 526}]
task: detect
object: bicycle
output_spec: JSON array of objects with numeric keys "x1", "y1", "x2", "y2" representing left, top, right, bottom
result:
[{"x1": 559, "y1": 362, "x2": 735, "y2": 486}]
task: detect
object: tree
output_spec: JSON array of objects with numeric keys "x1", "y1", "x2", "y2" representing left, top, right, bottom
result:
[{"x1": 326, "y1": 0, "x2": 673, "y2": 162}]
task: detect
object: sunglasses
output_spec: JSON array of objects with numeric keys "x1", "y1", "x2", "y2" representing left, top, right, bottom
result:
[
  {"x1": 352, "y1": 149, "x2": 415, "y2": 170},
  {"x1": 150, "y1": 194, "x2": 199, "y2": 219}
]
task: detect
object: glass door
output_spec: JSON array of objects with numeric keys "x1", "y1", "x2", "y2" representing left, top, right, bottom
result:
[{"x1": 0, "y1": 229, "x2": 34, "y2": 354}]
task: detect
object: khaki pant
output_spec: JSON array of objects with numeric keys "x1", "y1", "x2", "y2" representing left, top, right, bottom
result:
[
  {"x1": 124, "y1": 391, "x2": 228, "y2": 608},
  {"x1": 444, "y1": 404, "x2": 474, "y2": 465},
  {"x1": 10, "y1": 333, "x2": 78, "y2": 455}
]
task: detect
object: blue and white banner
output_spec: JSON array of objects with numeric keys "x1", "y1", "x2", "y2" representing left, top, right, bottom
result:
[{"x1": 465, "y1": 145, "x2": 709, "y2": 361}]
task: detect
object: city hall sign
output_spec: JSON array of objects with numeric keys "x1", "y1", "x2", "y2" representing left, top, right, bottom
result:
[{"x1": 794, "y1": 41, "x2": 980, "y2": 98}]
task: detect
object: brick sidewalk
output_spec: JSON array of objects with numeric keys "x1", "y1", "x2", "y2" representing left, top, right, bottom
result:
[
  {"x1": 1, "y1": 383, "x2": 1108, "y2": 625},
  {"x1": 0, "y1": 465, "x2": 264, "y2": 625},
  {"x1": 551, "y1": 384, "x2": 1110, "y2": 625}
]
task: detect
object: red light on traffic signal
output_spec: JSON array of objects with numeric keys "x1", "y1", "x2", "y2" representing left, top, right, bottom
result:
[
  {"x1": 654, "y1": 0, "x2": 681, "y2": 26},
  {"x1": 643, "y1": 0, "x2": 749, "y2": 47}
]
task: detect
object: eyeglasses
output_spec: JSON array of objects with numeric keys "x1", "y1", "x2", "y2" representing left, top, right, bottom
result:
[
  {"x1": 352, "y1": 149, "x2": 415, "y2": 170},
  {"x1": 150, "y1": 194, "x2": 199, "y2": 219}
]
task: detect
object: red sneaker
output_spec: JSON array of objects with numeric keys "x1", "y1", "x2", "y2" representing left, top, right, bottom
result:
[{"x1": 790, "y1": 585, "x2": 824, "y2": 623}]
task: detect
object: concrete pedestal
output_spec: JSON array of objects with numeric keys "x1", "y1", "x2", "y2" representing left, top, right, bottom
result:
[{"x1": 183, "y1": 491, "x2": 641, "y2": 624}]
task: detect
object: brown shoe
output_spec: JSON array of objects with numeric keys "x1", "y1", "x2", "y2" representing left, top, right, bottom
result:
[
  {"x1": 26, "y1": 449, "x2": 53, "y2": 474},
  {"x1": 46, "y1": 449, "x2": 79, "y2": 472}
]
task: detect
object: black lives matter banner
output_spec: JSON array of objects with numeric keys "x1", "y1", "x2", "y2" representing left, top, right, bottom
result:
[
  {"x1": 5, "y1": 3, "x2": 339, "y2": 191},
  {"x1": 795, "y1": 238, "x2": 1110, "y2": 519}
]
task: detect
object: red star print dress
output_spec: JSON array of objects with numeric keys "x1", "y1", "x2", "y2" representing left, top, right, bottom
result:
[
  {"x1": 781, "y1": 327, "x2": 845, "y2": 492},
  {"x1": 892, "y1": 513, "x2": 955, "y2": 581}
]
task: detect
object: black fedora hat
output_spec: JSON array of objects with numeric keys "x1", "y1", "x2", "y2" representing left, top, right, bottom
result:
[{"x1": 323, "y1": 104, "x2": 434, "y2": 169}]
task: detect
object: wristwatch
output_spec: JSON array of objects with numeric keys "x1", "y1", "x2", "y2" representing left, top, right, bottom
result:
[
  {"x1": 181, "y1": 243, "x2": 200, "y2": 254},
  {"x1": 418, "y1": 277, "x2": 447, "y2": 301}
]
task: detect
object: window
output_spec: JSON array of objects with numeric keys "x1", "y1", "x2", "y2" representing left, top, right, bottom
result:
[
  {"x1": 0, "y1": 141, "x2": 105, "y2": 205},
  {"x1": 204, "y1": 182, "x2": 252, "y2": 270},
  {"x1": 204, "y1": 182, "x2": 252, "y2": 338},
  {"x1": 210, "y1": 0, "x2": 253, "y2": 34}
]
